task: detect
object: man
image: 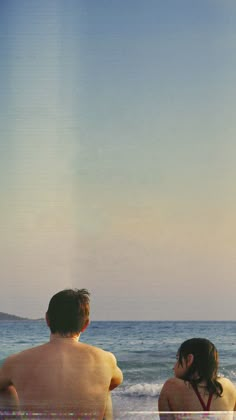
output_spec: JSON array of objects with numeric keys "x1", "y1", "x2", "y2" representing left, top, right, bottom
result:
[{"x1": 0, "y1": 289, "x2": 123, "y2": 419}]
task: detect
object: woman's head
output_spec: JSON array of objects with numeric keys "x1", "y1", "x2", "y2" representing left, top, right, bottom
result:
[{"x1": 174, "y1": 338, "x2": 222, "y2": 396}]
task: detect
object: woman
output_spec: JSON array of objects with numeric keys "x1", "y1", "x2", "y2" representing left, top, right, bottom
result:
[{"x1": 158, "y1": 338, "x2": 236, "y2": 416}]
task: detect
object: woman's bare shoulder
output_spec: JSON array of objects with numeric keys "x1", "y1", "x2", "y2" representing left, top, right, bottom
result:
[
  {"x1": 218, "y1": 376, "x2": 236, "y2": 390},
  {"x1": 159, "y1": 378, "x2": 191, "y2": 412},
  {"x1": 161, "y1": 377, "x2": 190, "y2": 393}
]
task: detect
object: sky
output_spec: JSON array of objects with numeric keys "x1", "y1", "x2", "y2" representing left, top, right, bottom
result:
[{"x1": 1, "y1": 1, "x2": 236, "y2": 320}]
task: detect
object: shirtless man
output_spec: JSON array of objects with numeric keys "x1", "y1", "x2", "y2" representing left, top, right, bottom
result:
[{"x1": 0, "y1": 289, "x2": 123, "y2": 419}]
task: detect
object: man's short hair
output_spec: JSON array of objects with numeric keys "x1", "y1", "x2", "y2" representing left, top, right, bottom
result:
[{"x1": 46, "y1": 289, "x2": 90, "y2": 335}]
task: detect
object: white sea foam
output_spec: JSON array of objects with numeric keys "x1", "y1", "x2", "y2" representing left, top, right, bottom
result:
[{"x1": 116, "y1": 383, "x2": 163, "y2": 397}]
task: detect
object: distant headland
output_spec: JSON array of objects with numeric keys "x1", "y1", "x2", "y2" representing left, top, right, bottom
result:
[{"x1": 0, "y1": 312, "x2": 42, "y2": 321}]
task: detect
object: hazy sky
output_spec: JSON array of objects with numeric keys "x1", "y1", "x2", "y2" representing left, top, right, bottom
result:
[{"x1": 1, "y1": 1, "x2": 236, "y2": 320}]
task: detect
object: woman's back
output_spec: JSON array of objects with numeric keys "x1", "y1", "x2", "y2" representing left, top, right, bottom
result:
[
  {"x1": 159, "y1": 377, "x2": 236, "y2": 412},
  {"x1": 158, "y1": 338, "x2": 236, "y2": 418}
]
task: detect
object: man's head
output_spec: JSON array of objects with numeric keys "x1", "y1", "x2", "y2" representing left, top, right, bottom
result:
[{"x1": 46, "y1": 289, "x2": 90, "y2": 336}]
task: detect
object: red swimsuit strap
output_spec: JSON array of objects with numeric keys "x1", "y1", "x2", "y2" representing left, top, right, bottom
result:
[
  {"x1": 192, "y1": 385, "x2": 213, "y2": 411},
  {"x1": 206, "y1": 392, "x2": 213, "y2": 411}
]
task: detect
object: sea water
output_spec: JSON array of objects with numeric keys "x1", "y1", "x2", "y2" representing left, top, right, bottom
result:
[{"x1": 1, "y1": 320, "x2": 236, "y2": 418}]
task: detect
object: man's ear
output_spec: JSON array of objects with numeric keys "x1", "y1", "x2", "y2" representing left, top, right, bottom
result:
[
  {"x1": 81, "y1": 319, "x2": 90, "y2": 333},
  {"x1": 45, "y1": 313, "x2": 50, "y2": 327},
  {"x1": 186, "y1": 354, "x2": 194, "y2": 367}
]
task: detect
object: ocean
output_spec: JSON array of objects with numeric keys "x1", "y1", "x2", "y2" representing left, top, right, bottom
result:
[{"x1": 1, "y1": 320, "x2": 236, "y2": 419}]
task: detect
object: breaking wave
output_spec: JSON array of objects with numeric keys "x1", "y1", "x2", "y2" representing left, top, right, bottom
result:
[{"x1": 116, "y1": 383, "x2": 163, "y2": 397}]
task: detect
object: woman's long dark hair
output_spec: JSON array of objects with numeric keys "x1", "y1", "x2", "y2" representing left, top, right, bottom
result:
[{"x1": 178, "y1": 338, "x2": 223, "y2": 397}]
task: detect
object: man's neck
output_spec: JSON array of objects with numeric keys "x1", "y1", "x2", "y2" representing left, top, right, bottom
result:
[{"x1": 50, "y1": 333, "x2": 80, "y2": 343}]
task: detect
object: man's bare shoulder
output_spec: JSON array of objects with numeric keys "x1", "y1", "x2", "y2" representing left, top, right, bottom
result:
[
  {"x1": 0, "y1": 346, "x2": 46, "y2": 380},
  {"x1": 0, "y1": 353, "x2": 17, "y2": 374},
  {"x1": 78, "y1": 342, "x2": 117, "y2": 362},
  {"x1": 8, "y1": 343, "x2": 47, "y2": 359},
  {"x1": 1, "y1": 346, "x2": 39, "y2": 367},
  {"x1": 1, "y1": 343, "x2": 50, "y2": 369}
]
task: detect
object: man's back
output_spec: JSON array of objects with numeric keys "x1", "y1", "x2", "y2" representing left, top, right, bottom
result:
[
  {"x1": 0, "y1": 289, "x2": 123, "y2": 418},
  {"x1": 1, "y1": 336, "x2": 122, "y2": 419}
]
